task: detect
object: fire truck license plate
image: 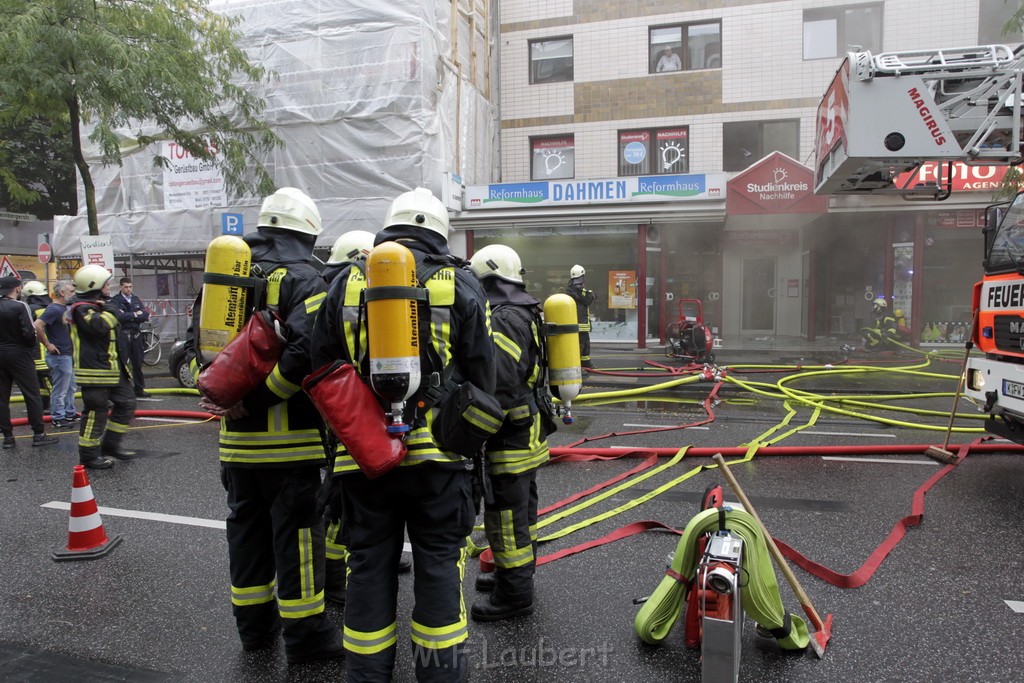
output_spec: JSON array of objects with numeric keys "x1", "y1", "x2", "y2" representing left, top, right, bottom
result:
[{"x1": 1002, "y1": 380, "x2": 1024, "y2": 399}]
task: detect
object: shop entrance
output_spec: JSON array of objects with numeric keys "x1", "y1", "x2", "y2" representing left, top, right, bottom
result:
[{"x1": 741, "y1": 256, "x2": 776, "y2": 335}]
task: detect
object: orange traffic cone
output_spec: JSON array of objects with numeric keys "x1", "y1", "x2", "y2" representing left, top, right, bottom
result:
[{"x1": 52, "y1": 464, "x2": 123, "y2": 562}]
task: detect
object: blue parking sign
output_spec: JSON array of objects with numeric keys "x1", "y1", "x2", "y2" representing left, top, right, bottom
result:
[{"x1": 221, "y1": 213, "x2": 243, "y2": 235}]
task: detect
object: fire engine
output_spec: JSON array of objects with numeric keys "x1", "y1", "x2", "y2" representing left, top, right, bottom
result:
[{"x1": 813, "y1": 43, "x2": 1024, "y2": 443}]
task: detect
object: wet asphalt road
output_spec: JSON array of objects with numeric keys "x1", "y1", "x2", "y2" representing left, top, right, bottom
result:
[{"x1": 1, "y1": 348, "x2": 1022, "y2": 682}]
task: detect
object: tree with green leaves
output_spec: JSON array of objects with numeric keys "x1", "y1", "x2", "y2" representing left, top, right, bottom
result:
[
  {"x1": 0, "y1": 0, "x2": 280, "y2": 235},
  {"x1": 0, "y1": 116, "x2": 76, "y2": 219}
]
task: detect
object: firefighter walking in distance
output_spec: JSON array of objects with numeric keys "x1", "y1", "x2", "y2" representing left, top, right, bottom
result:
[
  {"x1": 69, "y1": 266, "x2": 140, "y2": 469},
  {"x1": 311, "y1": 187, "x2": 496, "y2": 681},
  {"x1": 21, "y1": 281, "x2": 54, "y2": 413},
  {"x1": 861, "y1": 297, "x2": 898, "y2": 351},
  {"x1": 468, "y1": 244, "x2": 554, "y2": 622},
  {"x1": 185, "y1": 188, "x2": 342, "y2": 663},
  {"x1": 566, "y1": 264, "x2": 596, "y2": 368}
]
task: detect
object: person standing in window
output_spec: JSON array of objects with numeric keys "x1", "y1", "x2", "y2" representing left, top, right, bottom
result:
[
  {"x1": 110, "y1": 277, "x2": 150, "y2": 398},
  {"x1": 656, "y1": 45, "x2": 682, "y2": 72}
]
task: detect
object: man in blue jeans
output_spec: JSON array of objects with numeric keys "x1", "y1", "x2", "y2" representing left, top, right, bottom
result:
[{"x1": 35, "y1": 280, "x2": 78, "y2": 428}]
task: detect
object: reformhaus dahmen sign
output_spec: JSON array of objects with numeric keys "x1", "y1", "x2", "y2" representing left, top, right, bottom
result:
[{"x1": 464, "y1": 173, "x2": 726, "y2": 209}]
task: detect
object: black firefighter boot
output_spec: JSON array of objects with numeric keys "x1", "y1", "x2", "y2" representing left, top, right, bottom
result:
[
  {"x1": 101, "y1": 431, "x2": 141, "y2": 460},
  {"x1": 80, "y1": 446, "x2": 114, "y2": 470},
  {"x1": 325, "y1": 557, "x2": 346, "y2": 607},
  {"x1": 470, "y1": 585, "x2": 534, "y2": 622}
]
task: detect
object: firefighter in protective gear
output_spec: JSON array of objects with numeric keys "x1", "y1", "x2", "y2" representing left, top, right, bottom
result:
[
  {"x1": 861, "y1": 297, "x2": 897, "y2": 351},
  {"x1": 311, "y1": 186, "x2": 496, "y2": 681},
  {"x1": 21, "y1": 281, "x2": 53, "y2": 412},
  {"x1": 184, "y1": 187, "x2": 343, "y2": 663},
  {"x1": 468, "y1": 244, "x2": 554, "y2": 622},
  {"x1": 322, "y1": 229, "x2": 375, "y2": 285},
  {"x1": 68, "y1": 265, "x2": 138, "y2": 469},
  {"x1": 317, "y1": 227, "x2": 412, "y2": 606},
  {"x1": 566, "y1": 264, "x2": 596, "y2": 368}
]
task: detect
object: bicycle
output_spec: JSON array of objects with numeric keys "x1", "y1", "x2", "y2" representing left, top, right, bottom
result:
[{"x1": 141, "y1": 322, "x2": 162, "y2": 366}]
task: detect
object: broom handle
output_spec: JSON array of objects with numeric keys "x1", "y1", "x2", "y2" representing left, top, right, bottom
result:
[
  {"x1": 712, "y1": 453, "x2": 824, "y2": 629},
  {"x1": 941, "y1": 310, "x2": 978, "y2": 452}
]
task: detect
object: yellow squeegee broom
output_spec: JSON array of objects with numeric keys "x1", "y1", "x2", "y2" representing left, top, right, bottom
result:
[{"x1": 924, "y1": 310, "x2": 978, "y2": 465}]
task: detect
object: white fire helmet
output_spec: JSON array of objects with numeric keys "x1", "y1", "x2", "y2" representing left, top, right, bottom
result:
[
  {"x1": 570, "y1": 264, "x2": 585, "y2": 278},
  {"x1": 74, "y1": 265, "x2": 113, "y2": 294},
  {"x1": 327, "y1": 230, "x2": 375, "y2": 265},
  {"x1": 383, "y1": 187, "x2": 450, "y2": 241},
  {"x1": 873, "y1": 297, "x2": 887, "y2": 311},
  {"x1": 21, "y1": 280, "x2": 47, "y2": 297},
  {"x1": 470, "y1": 244, "x2": 525, "y2": 284},
  {"x1": 257, "y1": 187, "x2": 322, "y2": 235}
]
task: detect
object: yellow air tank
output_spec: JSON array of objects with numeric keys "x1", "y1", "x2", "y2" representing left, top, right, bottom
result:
[
  {"x1": 198, "y1": 235, "x2": 252, "y2": 364},
  {"x1": 543, "y1": 293, "x2": 582, "y2": 424},
  {"x1": 365, "y1": 241, "x2": 421, "y2": 433}
]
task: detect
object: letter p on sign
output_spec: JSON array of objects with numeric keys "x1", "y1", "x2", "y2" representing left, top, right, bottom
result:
[{"x1": 221, "y1": 213, "x2": 243, "y2": 235}]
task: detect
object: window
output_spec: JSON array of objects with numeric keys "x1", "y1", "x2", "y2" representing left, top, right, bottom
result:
[
  {"x1": 648, "y1": 22, "x2": 721, "y2": 73},
  {"x1": 529, "y1": 37, "x2": 573, "y2": 84},
  {"x1": 618, "y1": 128, "x2": 689, "y2": 176},
  {"x1": 803, "y1": 4, "x2": 882, "y2": 59},
  {"x1": 531, "y1": 136, "x2": 575, "y2": 180},
  {"x1": 722, "y1": 120, "x2": 799, "y2": 172},
  {"x1": 979, "y1": 0, "x2": 1023, "y2": 43}
]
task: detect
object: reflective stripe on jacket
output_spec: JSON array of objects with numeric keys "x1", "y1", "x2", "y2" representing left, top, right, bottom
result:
[
  {"x1": 70, "y1": 300, "x2": 123, "y2": 386},
  {"x1": 311, "y1": 241, "x2": 496, "y2": 474},
  {"x1": 486, "y1": 303, "x2": 550, "y2": 476}
]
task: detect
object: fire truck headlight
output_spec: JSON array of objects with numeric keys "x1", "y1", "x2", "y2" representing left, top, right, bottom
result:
[{"x1": 967, "y1": 369, "x2": 985, "y2": 391}]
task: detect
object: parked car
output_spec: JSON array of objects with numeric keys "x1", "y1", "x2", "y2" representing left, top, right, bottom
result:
[{"x1": 169, "y1": 339, "x2": 195, "y2": 388}]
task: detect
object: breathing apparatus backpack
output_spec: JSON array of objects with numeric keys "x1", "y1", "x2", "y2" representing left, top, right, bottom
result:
[
  {"x1": 195, "y1": 235, "x2": 287, "y2": 407},
  {"x1": 304, "y1": 251, "x2": 503, "y2": 478},
  {"x1": 404, "y1": 254, "x2": 504, "y2": 458}
]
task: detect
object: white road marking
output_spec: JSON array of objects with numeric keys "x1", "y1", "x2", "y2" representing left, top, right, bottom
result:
[
  {"x1": 43, "y1": 502, "x2": 226, "y2": 529},
  {"x1": 800, "y1": 431, "x2": 897, "y2": 439},
  {"x1": 623, "y1": 424, "x2": 709, "y2": 430},
  {"x1": 1006, "y1": 600, "x2": 1024, "y2": 613},
  {"x1": 135, "y1": 416, "x2": 204, "y2": 424},
  {"x1": 42, "y1": 501, "x2": 414, "y2": 552},
  {"x1": 820, "y1": 456, "x2": 940, "y2": 466}
]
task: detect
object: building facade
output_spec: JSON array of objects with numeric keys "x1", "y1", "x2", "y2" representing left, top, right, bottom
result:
[{"x1": 453, "y1": 0, "x2": 1021, "y2": 348}]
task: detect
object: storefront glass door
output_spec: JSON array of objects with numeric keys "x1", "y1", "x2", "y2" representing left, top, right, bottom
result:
[{"x1": 741, "y1": 256, "x2": 776, "y2": 334}]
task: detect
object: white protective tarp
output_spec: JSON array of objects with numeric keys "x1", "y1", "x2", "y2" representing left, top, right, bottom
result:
[{"x1": 53, "y1": 0, "x2": 499, "y2": 257}]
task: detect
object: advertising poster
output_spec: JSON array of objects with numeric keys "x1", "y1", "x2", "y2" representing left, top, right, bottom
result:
[
  {"x1": 608, "y1": 271, "x2": 637, "y2": 309},
  {"x1": 162, "y1": 140, "x2": 227, "y2": 210}
]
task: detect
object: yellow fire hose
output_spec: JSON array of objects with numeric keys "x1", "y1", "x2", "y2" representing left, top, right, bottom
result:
[{"x1": 633, "y1": 506, "x2": 809, "y2": 651}]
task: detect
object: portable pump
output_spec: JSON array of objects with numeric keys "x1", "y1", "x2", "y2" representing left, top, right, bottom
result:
[{"x1": 698, "y1": 530, "x2": 744, "y2": 683}]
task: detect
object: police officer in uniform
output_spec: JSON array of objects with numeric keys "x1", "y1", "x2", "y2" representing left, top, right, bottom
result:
[
  {"x1": 185, "y1": 188, "x2": 342, "y2": 663},
  {"x1": 311, "y1": 187, "x2": 495, "y2": 681},
  {"x1": 109, "y1": 277, "x2": 151, "y2": 397},
  {"x1": 567, "y1": 264, "x2": 596, "y2": 368},
  {"x1": 468, "y1": 244, "x2": 553, "y2": 621}
]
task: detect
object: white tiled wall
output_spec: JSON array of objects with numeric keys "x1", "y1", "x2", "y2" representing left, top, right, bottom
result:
[{"x1": 499, "y1": 0, "x2": 991, "y2": 182}]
